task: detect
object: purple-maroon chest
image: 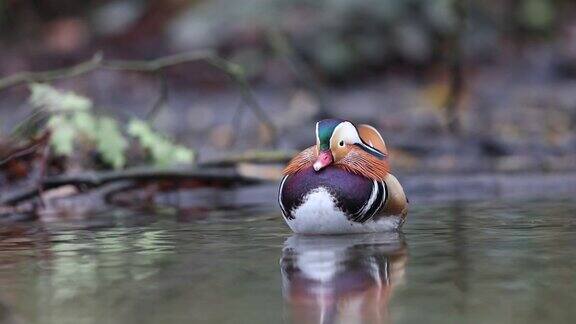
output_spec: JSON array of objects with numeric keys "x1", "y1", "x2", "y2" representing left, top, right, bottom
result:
[{"x1": 279, "y1": 166, "x2": 374, "y2": 219}]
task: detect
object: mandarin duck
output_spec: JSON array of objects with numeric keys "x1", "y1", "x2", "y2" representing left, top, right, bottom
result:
[{"x1": 278, "y1": 119, "x2": 408, "y2": 234}]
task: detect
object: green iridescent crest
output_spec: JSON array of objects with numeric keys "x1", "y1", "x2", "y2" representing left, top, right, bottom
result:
[{"x1": 316, "y1": 119, "x2": 344, "y2": 150}]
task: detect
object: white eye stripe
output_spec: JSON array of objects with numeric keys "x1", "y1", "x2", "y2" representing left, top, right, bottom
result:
[
  {"x1": 328, "y1": 121, "x2": 386, "y2": 159},
  {"x1": 329, "y1": 121, "x2": 362, "y2": 148}
]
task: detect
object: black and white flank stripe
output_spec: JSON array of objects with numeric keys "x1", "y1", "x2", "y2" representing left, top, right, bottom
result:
[{"x1": 348, "y1": 180, "x2": 387, "y2": 223}]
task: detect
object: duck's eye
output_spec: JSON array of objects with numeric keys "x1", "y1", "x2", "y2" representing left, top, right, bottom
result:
[{"x1": 339, "y1": 140, "x2": 345, "y2": 147}]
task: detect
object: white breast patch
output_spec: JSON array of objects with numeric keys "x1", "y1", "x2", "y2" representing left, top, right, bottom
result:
[{"x1": 285, "y1": 187, "x2": 401, "y2": 234}]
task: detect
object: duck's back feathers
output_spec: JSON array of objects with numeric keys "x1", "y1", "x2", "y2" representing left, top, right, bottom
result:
[
  {"x1": 380, "y1": 173, "x2": 409, "y2": 219},
  {"x1": 358, "y1": 124, "x2": 388, "y2": 154}
]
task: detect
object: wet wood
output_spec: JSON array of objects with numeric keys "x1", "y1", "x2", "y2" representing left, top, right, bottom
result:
[{"x1": 0, "y1": 167, "x2": 263, "y2": 206}]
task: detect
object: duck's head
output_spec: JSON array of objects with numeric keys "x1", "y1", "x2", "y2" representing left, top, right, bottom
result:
[{"x1": 313, "y1": 119, "x2": 386, "y2": 171}]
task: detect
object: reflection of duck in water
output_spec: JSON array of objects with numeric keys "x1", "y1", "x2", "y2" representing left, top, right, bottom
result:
[{"x1": 280, "y1": 234, "x2": 407, "y2": 324}]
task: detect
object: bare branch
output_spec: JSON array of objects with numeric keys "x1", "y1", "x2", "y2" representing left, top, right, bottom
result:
[
  {"x1": 35, "y1": 138, "x2": 51, "y2": 208},
  {"x1": 146, "y1": 71, "x2": 169, "y2": 121},
  {"x1": 0, "y1": 51, "x2": 277, "y2": 145},
  {"x1": 0, "y1": 131, "x2": 49, "y2": 167},
  {"x1": 444, "y1": 0, "x2": 466, "y2": 135},
  {"x1": 101, "y1": 50, "x2": 216, "y2": 72},
  {"x1": 267, "y1": 29, "x2": 330, "y2": 119},
  {"x1": 0, "y1": 53, "x2": 103, "y2": 90},
  {"x1": 0, "y1": 167, "x2": 264, "y2": 206}
]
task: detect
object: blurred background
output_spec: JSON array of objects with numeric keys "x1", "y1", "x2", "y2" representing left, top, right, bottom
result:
[
  {"x1": 1, "y1": 0, "x2": 576, "y2": 175},
  {"x1": 1, "y1": 3, "x2": 576, "y2": 323}
]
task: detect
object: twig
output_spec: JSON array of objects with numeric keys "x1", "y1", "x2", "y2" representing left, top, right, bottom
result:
[
  {"x1": 0, "y1": 51, "x2": 277, "y2": 144},
  {"x1": 35, "y1": 137, "x2": 51, "y2": 208},
  {"x1": 267, "y1": 29, "x2": 330, "y2": 119},
  {"x1": 444, "y1": 0, "x2": 466, "y2": 135},
  {"x1": 0, "y1": 53, "x2": 104, "y2": 90},
  {"x1": 146, "y1": 71, "x2": 169, "y2": 121},
  {"x1": 0, "y1": 142, "x2": 41, "y2": 166},
  {"x1": 230, "y1": 98, "x2": 245, "y2": 146},
  {"x1": 0, "y1": 132, "x2": 49, "y2": 166},
  {"x1": 205, "y1": 57, "x2": 278, "y2": 146},
  {"x1": 8, "y1": 108, "x2": 49, "y2": 139},
  {"x1": 100, "y1": 50, "x2": 216, "y2": 72}
]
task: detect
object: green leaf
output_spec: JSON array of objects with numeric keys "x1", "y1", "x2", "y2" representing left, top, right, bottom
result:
[
  {"x1": 95, "y1": 117, "x2": 127, "y2": 169},
  {"x1": 127, "y1": 119, "x2": 155, "y2": 147},
  {"x1": 127, "y1": 119, "x2": 194, "y2": 167},
  {"x1": 25, "y1": 84, "x2": 194, "y2": 170},
  {"x1": 29, "y1": 83, "x2": 92, "y2": 112},
  {"x1": 47, "y1": 115, "x2": 75, "y2": 156},
  {"x1": 70, "y1": 111, "x2": 97, "y2": 138},
  {"x1": 173, "y1": 146, "x2": 195, "y2": 164}
]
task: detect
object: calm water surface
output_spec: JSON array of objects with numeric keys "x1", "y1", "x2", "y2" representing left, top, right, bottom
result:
[{"x1": 0, "y1": 200, "x2": 575, "y2": 324}]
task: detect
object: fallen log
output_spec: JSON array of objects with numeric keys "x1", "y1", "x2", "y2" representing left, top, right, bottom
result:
[{"x1": 0, "y1": 166, "x2": 263, "y2": 206}]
